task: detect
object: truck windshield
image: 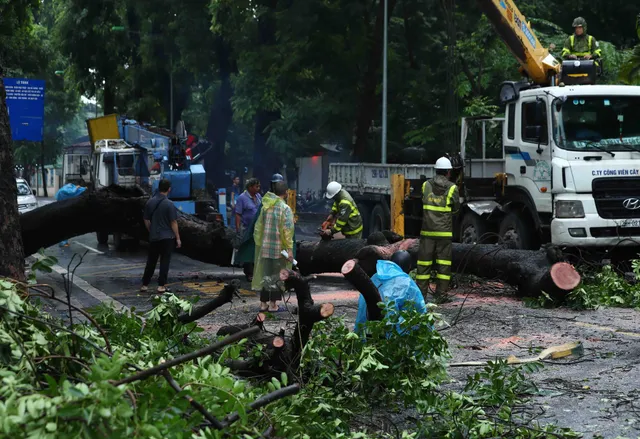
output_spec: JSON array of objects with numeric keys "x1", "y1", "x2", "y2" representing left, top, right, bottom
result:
[{"x1": 553, "y1": 96, "x2": 640, "y2": 151}]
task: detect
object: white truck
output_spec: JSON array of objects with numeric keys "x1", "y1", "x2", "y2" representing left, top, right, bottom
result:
[{"x1": 329, "y1": 82, "x2": 640, "y2": 250}]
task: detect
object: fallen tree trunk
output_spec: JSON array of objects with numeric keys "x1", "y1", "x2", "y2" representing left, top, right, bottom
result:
[
  {"x1": 20, "y1": 185, "x2": 235, "y2": 266},
  {"x1": 297, "y1": 237, "x2": 580, "y2": 299},
  {"x1": 20, "y1": 186, "x2": 579, "y2": 298}
]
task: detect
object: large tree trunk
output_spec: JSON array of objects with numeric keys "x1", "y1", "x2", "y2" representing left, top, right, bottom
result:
[
  {"x1": 352, "y1": 0, "x2": 399, "y2": 159},
  {"x1": 19, "y1": 187, "x2": 579, "y2": 298},
  {"x1": 40, "y1": 164, "x2": 48, "y2": 198},
  {"x1": 20, "y1": 185, "x2": 235, "y2": 266},
  {"x1": 295, "y1": 236, "x2": 580, "y2": 299},
  {"x1": 204, "y1": 37, "x2": 234, "y2": 190},
  {"x1": 0, "y1": 78, "x2": 26, "y2": 280},
  {"x1": 103, "y1": 80, "x2": 116, "y2": 115},
  {"x1": 250, "y1": 0, "x2": 281, "y2": 185},
  {"x1": 252, "y1": 110, "x2": 280, "y2": 186}
]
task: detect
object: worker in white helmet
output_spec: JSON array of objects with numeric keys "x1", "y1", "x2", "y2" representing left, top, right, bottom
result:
[
  {"x1": 321, "y1": 181, "x2": 364, "y2": 239},
  {"x1": 416, "y1": 157, "x2": 460, "y2": 302}
]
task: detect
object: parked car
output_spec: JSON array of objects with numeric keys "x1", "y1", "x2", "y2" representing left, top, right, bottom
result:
[{"x1": 16, "y1": 178, "x2": 38, "y2": 214}]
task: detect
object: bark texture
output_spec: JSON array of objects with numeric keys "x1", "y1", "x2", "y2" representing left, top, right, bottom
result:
[
  {"x1": 296, "y1": 237, "x2": 580, "y2": 299},
  {"x1": 0, "y1": 78, "x2": 26, "y2": 280}
]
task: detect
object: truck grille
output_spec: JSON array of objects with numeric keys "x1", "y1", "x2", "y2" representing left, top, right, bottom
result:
[{"x1": 592, "y1": 178, "x2": 640, "y2": 219}]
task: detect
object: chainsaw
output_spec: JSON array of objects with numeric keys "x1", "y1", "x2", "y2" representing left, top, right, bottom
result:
[{"x1": 318, "y1": 220, "x2": 334, "y2": 241}]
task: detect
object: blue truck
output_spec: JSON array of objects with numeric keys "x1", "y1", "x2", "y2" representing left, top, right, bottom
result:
[{"x1": 76, "y1": 116, "x2": 217, "y2": 250}]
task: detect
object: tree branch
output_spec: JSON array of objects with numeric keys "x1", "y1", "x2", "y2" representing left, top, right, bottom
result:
[
  {"x1": 162, "y1": 370, "x2": 225, "y2": 429},
  {"x1": 178, "y1": 280, "x2": 238, "y2": 324},
  {"x1": 114, "y1": 326, "x2": 260, "y2": 385},
  {"x1": 221, "y1": 384, "x2": 301, "y2": 427}
]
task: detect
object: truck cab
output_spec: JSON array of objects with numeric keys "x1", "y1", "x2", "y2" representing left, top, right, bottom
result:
[
  {"x1": 329, "y1": 83, "x2": 640, "y2": 251},
  {"x1": 461, "y1": 82, "x2": 640, "y2": 249},
  {"x1": 90, "y1": 139, "x2": 162, "y2": 192}
]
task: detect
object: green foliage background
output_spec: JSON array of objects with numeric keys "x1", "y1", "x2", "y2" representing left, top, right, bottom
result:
[{"x1": 2, "y1": 0, "x2": 640, "y2": 176}]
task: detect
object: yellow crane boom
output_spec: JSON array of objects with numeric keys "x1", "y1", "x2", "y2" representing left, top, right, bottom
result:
[{"x1": 477, "y1": 0, "x2": 561, "y2": 85}]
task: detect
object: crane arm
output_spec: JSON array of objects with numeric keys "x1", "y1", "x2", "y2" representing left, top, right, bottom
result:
[{"x1": 476, "y1": 0, "x2": 560, "y2": 85}]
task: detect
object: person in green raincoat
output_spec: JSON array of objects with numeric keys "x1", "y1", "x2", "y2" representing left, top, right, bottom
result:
[
  {"x1": 252, "y1": 180, "x2": 295, "y2": 312},
  {"x1": 235, "y1": 174, "x2": 296, "y2": 281}
]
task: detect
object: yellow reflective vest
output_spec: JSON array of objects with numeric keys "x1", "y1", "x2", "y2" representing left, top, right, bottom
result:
[{"x1": 421, "y1": 175, "x2": 460, "y2": 239}]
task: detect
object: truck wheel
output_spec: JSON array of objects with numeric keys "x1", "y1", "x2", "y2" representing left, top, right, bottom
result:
[
  {"x1": 499, "y1": 212, "x2": 533, "y2": 250},
  {"x1": 113, "y1": 232, "x2": 126, "y2": 251},
  {"x1": 96, "y1": 231, "x2": 109, "y2": 245},
  {"x1": 357, "y1": 203, "x2": 371, "y2": 237},
  {"x1": 460, "y1": 212, "x2": 487, "y2": 244},
  {"x1": 370, "y1": 203, "x2": 390, "y2": 234}
]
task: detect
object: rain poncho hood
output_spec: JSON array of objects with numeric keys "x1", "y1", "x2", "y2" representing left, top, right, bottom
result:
[{"x1": 355, "y1": 260, "x2": 428, "y2": 334}]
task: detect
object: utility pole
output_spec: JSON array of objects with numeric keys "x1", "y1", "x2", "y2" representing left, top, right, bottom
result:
[{"x1": 381, "y1": 0, "x2": 388, "y2": 164}]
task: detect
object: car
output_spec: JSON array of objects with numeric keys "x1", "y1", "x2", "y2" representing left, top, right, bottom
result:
[{"x1": 16, "y1": 178, "x2": 38, "y2": 214}]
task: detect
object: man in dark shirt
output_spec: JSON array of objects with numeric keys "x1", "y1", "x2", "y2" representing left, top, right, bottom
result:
[{"x1": 141, "y1": 179, "x2": 181, "y2": 293}]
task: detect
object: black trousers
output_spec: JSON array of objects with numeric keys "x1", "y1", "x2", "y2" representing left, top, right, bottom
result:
[{"x1": 142, "y1": 239, "x2": 175, "y2": 286}]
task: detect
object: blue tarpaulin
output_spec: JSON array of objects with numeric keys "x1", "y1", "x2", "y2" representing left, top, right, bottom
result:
[
  {"x1": 354, "y1": 260, "x2": 428, "y2": 334},
  {"x1": 56, "y1": 184, "x2": 87, "y2": 201}
]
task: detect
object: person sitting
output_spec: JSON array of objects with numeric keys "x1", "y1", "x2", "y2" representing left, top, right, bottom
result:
[{"x1": 561, "y1": 17, "x2": 603, "y2": 65}]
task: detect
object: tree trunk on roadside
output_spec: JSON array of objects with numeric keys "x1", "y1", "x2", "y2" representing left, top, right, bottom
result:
[
  {"x1": 252, "y1": 110, "x2": 280, "y2": 186},
  {"x1": 0, "y1": 78, "x2": 26, "y2": 280},
  {"x1": 40, "y1": 142, "x2": 48, "y2": 198},
  {"x1": 353, "y1": 0, "x2": 399, "y2": 159},
  {"x1": 250, "y1": 0, "x2": 281, "y2": 185},
  {"x1": 204, "y1": 36, "x2": 234, "y2": 190},
  {"x1": 103, "y1": 80, "x2": 116, "y2": 115}
]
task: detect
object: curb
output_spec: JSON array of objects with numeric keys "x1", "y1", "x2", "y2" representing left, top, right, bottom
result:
[{"x1": 29, "y1": 254, "x2": 130, "y2": 312}]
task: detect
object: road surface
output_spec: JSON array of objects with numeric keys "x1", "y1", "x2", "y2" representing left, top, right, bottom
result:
[{"x1": 27, "y1": 218, "x2": 640, "y2": 438}]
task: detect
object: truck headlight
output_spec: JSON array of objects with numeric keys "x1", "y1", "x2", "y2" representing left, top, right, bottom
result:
[{"x1": 556, "y1": 201, "x2": 585, "y2": 218}]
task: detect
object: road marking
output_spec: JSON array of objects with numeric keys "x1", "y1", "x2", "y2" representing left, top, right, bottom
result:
[
  {"x1": 181, "y1": 281, "x2": 255, "y2": 297},
  {"x1": 72, "y1": 241, "x2": 105, "y2": 255},
  {"x1": 82, "y1": 264, "x2": 146, "y2": 277},
  {"x1": 32, "y1": 254, "x2": 129, "y2": 312},
  {"x1": 574, "y1": 321, "x2": 640, "y2": 338}
]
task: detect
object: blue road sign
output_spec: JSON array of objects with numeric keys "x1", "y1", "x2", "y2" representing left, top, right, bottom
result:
[{"x1": 4, "y1": 78, "x2": 45, "y2": 142}]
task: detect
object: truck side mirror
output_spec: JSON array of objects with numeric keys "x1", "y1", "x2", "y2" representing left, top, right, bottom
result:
[
  {"x1": 499, "y1": 82, "x2": 518, "y2": 104},
  {"x1": 32, "y1": 189, "x2": 36, "y2": 196}
]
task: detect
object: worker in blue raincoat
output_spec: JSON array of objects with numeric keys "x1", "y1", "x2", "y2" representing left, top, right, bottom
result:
[{"x1": 354, "y1": 250, "x2": 428, "y2": 334}]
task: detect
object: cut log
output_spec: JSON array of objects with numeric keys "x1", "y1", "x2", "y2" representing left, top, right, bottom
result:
[
  {"x1": 296, "y1": 238, "x2": 580, "y2": 299},
  {"x1": 341, "y1": 259, "x2": 383, "y2": 321}
]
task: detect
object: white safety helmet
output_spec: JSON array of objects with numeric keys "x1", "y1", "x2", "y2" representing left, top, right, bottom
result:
[
  {"x1": 434, "y1": 157, "x2": 453, "y2": 170},
  {"x1": 326, "y1": 181, "x2": 342, "y2": 199}
]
